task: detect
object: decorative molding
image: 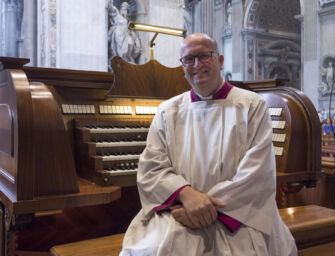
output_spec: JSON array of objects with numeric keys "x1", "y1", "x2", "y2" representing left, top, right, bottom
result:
[
  {"x1": 318, "y1": 4, "x2": 335, "y2": 15},
  {"x1": 319, "y1": 0, "x2": 335, "y2": 7},
  {"x1": 242, "y1": 28, "x2": 300, "y2": 41}
]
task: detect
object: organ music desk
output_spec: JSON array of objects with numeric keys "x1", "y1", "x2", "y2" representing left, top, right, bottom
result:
[{"x1": 0, "y1": 56, "x2": 322, "y2": 255}]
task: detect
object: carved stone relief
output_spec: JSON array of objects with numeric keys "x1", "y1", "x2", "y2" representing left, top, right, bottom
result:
[
  {"x1": 319, "y1": 55, "x2": 335, "y2": 97},
  {"x1": 225, "y1": 0, "x2": 232, "y2": 35},
  {"x1": 246, "y1": 39, "x2": 254, "y2": 80},
  {"x1": 107, "y1": 0, "x2": 141, "y2": 70}
]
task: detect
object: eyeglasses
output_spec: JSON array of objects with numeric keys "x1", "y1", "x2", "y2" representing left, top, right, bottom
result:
[{"x1": 180, "y1": 51, "x2": 219, "y2": 66}]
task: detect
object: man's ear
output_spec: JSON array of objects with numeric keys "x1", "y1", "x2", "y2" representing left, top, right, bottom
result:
[{"x1": 219, "y1": 55, "x2": 224, "y2": 70}]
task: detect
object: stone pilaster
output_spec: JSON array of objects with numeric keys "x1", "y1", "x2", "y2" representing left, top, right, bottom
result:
[
  {"x1": 200, "y1": 0, "x2": 214, "y2": 37},
  {"x1": 23, "y1": 0, "x2": 37, "y2": 65},
  {"x1": 231, "y1": 0, "x2": 243, "y2": 80},
  {"x1": 5, "y1": 0, "x2": 19, "y2": 57},
  {"x1": 299, "y1": 0, "x2": 319, "y2": 109}
]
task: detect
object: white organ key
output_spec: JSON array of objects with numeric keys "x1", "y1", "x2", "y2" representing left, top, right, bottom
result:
[
  {"x1": 102, "y1": 169, "x2": 138, "y2": 176},
  {"x1": 268, "y1": 107, "x2": 283, "y2": 117},
  {"x1": 95, "y1": 141, "x2": 146, "y2": 147},
  {"x1": 273, "y1": 146, "x2": 284, "y2": 156},
  {"x1": 127, "y1": 106, "x2": 132, "y2": 114},
  {"x1": 272, "y1": 133, "x2": 286, "y2": 142},
  {"x1": 81, "y1": 105, "x2": 86, "y2": 114},
  {"x1": 78, "y1": 105, "x2": 83, "y2": 114},
  {"x1": 83, "y1": 105, "x2": 90, "y2": 114},
  {"x1": 135, "y1": 106, "x2": 141, "y2": 115},
  {"x1": 103, "y1": 105, "x2": 108, "y2": 114},
  {"x1": 272, "y1": 120, "x2": 286, "y2": 129},
  {"x1": 99, "y1": 105, "x2": 104, "y2": 114},
  {"x1": 69, "y1": 104, "x2": 74, "y2": 113},
  {"x1": 102, "y1": 154, "x2": 140, "y2": 161},
  {"x1": 62, "y1": 104, "x2": 69, "y2": 114},
  {"x1": 89, "y1": 127, "x2": 149, "y2": 133},
  {"x1": 115, "y1": 105, "x2": 120, "y2": 114},
  {"x1": 111, "y1": 105, "x2": 117, "y2": 114},
  {"x1": 150, "y1": 106, "x2": 156, "y2": 115},
  {"x1": 90, "y1": 105, "x2": 95, "y2": 114}
]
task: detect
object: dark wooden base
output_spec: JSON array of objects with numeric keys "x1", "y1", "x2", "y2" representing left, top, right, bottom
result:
[{"x1": 16, "y1": 187, "x2": 140, "y2": 253}]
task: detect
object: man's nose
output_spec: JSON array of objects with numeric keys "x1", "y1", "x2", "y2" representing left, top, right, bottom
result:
[{"x1": 193, "y1": 57, "x2": 202, "y2": 67}]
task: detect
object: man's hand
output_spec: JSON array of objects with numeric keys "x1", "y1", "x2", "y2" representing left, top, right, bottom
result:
[
  {"x1": 177, "y1": 186, "x2": 225, "y2": 228},
  {"x1": 170, "y1": 205, "x2": 200, "y2": 229}
]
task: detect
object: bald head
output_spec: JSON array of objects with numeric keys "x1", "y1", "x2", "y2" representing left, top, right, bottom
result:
[
  {"x1": 179, "y1": 33, "x2": 224, "y2": 97},
  {"x1": 180, "y1": 33, "x2": 218, "y2": 57}
]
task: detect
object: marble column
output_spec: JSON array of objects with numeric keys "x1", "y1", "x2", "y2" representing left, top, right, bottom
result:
[
  {"x1": 23, "y1": 0, "x2": 37, "y2": 65},
  {"x1": 201, "y1": 0, "x2": 214, "y2": 37},
  {"x1": 5, "y1": 0, "x2": 19, "y2": 57},
  {"x1": 0, "y1": 1, "x2": 5, "y2": 56},
  {"x1": 135, "y1": 0, "x2": 149, "y2": 64},
  {"x1": 300, "y1": 0, "x2": 319, "y2": 109},
  {"x1": 231, "y1": 0, "x2": 243, "y2": 80},
  {"x1": 192, "y1": 0, "x2": 214, "y2": 36}
]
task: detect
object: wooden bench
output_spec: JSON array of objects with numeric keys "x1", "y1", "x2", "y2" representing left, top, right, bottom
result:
[
  {"x1": 279, "y1": 205, "x2": 335, "y2": 255},
  {"x1": 50, "y1": 233, "x2": 124, "y2": 256},
  {"x1": 51, "y1": 205, "x2": 335, "y2": 256},
  {"x1": 322, "y1": 135, "x2": 335, "y2": 166}
]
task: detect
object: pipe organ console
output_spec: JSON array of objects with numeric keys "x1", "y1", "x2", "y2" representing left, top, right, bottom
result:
[
  {"x1": 0, "y1": 56, "x2": 321, "y2": 255},
  {"x1": 231, "y1": 80, "x2": 321, "y2": 208}
]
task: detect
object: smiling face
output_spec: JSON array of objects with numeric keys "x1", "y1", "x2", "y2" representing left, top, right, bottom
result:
[{"x1": 180, "y1": 34, "x2": 224, "y2": 97}]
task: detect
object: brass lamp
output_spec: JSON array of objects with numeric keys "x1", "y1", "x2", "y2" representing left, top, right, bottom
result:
[{"x1": 128, "y1": 22, "x2": 186, "y2": 60}]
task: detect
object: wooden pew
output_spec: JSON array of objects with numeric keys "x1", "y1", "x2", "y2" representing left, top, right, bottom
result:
[
  {"x1": 322, "y1": 134, "x2": 335, "y2": 172},
  {"x1": 50, "y1": 205, "x2": 335, "y2": 256}
]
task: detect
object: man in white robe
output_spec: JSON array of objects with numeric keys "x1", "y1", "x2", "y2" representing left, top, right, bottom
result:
[{"x1": 120, "y1": 33, "x2": 297, "y2": 256}]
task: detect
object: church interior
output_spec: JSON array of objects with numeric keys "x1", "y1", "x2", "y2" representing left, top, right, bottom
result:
[{"x1": 0, "y1": 0, "x2": 335, "y2": 255}]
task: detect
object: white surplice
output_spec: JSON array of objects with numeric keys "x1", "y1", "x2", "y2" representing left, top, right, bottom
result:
[{"x1": 120, "y1": 86, "x2": 297, "y2": 256}]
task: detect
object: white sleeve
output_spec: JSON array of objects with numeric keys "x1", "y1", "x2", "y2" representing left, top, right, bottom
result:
[{"x1": 137, "y1": 107, "x2": 189, "y2": 217}]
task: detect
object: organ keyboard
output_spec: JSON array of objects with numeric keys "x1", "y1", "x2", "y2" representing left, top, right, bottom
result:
[{"x1": 0, "y1": 56, "x2": 321, "y2": 255}]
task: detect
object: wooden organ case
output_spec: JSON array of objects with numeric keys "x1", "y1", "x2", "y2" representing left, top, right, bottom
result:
[
  {"x1": 0, "y1": 56, "x2": 190, "y2": 256},
  {"x1": 0, "y1": 56, "x2": 321, "y2": 255}
]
